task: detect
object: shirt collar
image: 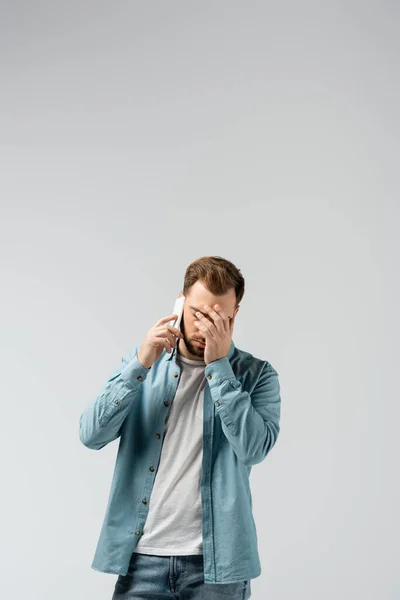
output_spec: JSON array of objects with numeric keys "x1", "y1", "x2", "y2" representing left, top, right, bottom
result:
[{"x1": 165, "y1": 339, "x2": 236, "y2": 362}]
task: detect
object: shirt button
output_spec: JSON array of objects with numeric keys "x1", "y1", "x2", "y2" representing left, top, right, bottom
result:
[
  {"x1": 142, "y1": 498, "x2": 147, "y2": 504},
  {"x1": 216, "y1": 402, "x2": 221, "y2": 406},
  {"x1": 135, "y1": 530, "x2": 141, "y2": 535},
  {"x1": 173, "y1": 372, "x2": 179, "y2": 377},
  {"x1": 149, "y1": 466, "x2": 155, "y2": 472},
  {"x1": 164, "y1": 401, "x2": 169, "y2": 406},
  {"x1": 137, "y1": 376, "x2": 143, "y2": 381},
  {"x1": 156, "y1": 433, "x2": 160, "y2": 439},
  {"x1": 207, "y1": 374, "x2": 212, "y2": 379},
  {"x1": 114, "y1": 399, "x2": 119, "y2": 405}
]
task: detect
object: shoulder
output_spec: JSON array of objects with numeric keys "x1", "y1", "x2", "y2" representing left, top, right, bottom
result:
[{"x1": 233, "y1": 345, "x2": 279, "y2": 378}]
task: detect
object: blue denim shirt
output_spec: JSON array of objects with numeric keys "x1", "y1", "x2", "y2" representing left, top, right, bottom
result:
[{"x1": 79, "y1": 339, "x2": 281, "y2": 584}]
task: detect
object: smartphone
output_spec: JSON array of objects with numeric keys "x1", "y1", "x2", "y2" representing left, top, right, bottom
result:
[{"x1": 166, "y1": 296, "x2": 185, "y2": 331}]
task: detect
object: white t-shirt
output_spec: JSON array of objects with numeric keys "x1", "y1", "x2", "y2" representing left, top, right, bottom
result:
[{"x1": 134, "y1": 349, "x2": 206, "y2": 556}]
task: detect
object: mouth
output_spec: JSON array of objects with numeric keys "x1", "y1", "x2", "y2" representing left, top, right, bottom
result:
[{"x1": 195, "y1": 340, "x2": 206, "y2": 347}]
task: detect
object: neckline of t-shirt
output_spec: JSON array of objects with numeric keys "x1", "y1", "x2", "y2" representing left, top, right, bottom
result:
[{"x1": 176, "y1": 352, "x2": 205, "y2": 366}]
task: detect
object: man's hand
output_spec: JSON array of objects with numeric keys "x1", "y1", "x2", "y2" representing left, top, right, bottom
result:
[
  {"x1": 194, "y1": 304, "x2": 236, "y2": 366},
  {"x1": 138, "y1": 314, "x2": 184, "y2": 368}
]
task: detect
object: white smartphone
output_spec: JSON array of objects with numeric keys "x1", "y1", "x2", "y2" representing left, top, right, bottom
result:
[{"x1": 166, "y1": 296, "x2": 185, "y2": 331}]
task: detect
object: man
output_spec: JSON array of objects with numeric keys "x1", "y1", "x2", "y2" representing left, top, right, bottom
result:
[{"x1": 79, "y1": 256, "x2": 281, "y2": 599}]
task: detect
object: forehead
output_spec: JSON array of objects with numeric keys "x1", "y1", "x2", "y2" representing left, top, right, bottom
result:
[{"x1": 186, "y1": 281, "x2": 236, "y2": 312}]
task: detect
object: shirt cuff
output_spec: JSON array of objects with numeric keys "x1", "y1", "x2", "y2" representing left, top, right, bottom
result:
[
  {"x1": 204, "y1": 356, "x2": 236, "y2": 387},
  {"x1": 120, "y1": 352, "x2": 152, "y2": 388}
]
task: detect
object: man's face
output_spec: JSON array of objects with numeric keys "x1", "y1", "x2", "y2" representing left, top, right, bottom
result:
[{"x1": 178, "y1": 280, "x2": 239, "y2": 359}]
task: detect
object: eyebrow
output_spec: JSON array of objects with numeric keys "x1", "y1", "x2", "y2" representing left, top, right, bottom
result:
[
  {"x1": 189, "y1": 305, "x2": 205, "y2": 313},
  {"x1": 188, "y1": 305, "x2": 232, "y2": 319}
]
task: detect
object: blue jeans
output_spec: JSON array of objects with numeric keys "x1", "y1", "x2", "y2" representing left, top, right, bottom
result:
[{"x1": 111, "y1": 553, "x2": 252, "y2": 599}]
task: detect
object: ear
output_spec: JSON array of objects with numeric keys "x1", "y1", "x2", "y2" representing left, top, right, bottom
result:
[
  {"x1": 230, "y1": 306, "x2": 239, "y2": 329},
  {"x1": 178, "y1": 290, "x2": 183, "y2": 298}
]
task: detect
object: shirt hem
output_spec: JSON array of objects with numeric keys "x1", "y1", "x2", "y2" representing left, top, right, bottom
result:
[
  {"x1": 134, "y1": 547, "x2": 203, "y2": 555},
  {"x1": 91, "y1": 562, "x2": 261, "y2": 583},
  {"x1": 91, "y1": 563, "x2": 121, "y2": 576}
]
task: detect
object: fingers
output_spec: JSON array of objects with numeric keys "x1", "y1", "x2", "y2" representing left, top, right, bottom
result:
[
  {"x1": 171, "y1": 327, "x2": 184, "y2": 338},
  {"x1": 155, "y1": 326, "x2": 181, "y2": 353},
  {"x1": 157, "y1": 314, "x2": 178, "y2": 326},
  {"x1": 153, "y1": 316, "x2": 183, "y2": 353},
  {"x1": 163, "y1": 337, "x2": 173, "y2": 353}
]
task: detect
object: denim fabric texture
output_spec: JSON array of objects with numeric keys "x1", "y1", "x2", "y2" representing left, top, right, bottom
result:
[
  {"x1": 79, "y1": 339, "x2": 281, "y2": 584},
  {"x1": 111, "y1": 552, "x2": 252, "y2": 599}
]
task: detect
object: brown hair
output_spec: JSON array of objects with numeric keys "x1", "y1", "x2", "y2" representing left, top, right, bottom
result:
[{"x1": 182, "y1": 256, "x2": 245, "y2": 308}]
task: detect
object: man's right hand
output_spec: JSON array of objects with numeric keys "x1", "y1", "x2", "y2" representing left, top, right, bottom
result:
[{"x1": 137, "y1": 314, "x2": 184, "y2": 369}]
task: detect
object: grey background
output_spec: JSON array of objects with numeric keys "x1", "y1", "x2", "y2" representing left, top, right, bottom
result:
[{"x1": 1, "y1": 1, "x2": 399, "y2": 599}]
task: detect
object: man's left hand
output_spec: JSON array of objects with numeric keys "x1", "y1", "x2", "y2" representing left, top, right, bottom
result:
[{"x1": 194, "y1": 304, "x2": 235, "y2": 366}]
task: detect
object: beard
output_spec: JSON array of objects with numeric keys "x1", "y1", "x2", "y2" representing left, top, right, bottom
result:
[{"x1": 179, "y1": 318, "x2": 205, "y2": 357}]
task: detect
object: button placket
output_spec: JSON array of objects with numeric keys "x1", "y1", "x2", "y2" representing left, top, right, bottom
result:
[
  {"x1": 132, "y1": 367, "x2": 182, "y2": 545},
  {"x1": 135, "y1": 366, "x2": 180, "y2": 541}
]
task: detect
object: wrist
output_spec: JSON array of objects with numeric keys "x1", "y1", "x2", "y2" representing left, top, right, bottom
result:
[{"x1": 137, "y1": 351, "x2": 152, "y2": 370}]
